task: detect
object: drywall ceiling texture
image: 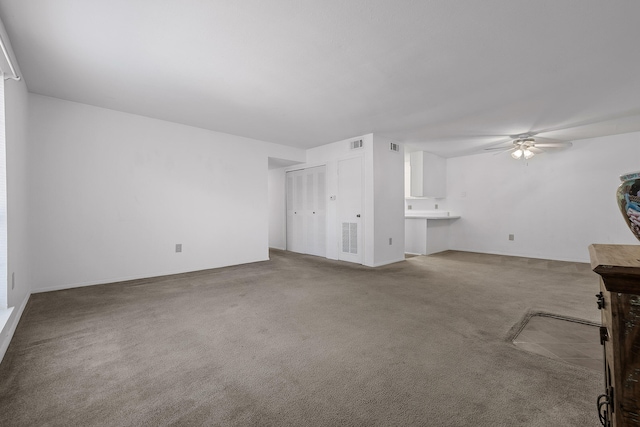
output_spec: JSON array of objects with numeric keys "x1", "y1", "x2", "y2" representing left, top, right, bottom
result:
[{"x1": 1, "y1": 1, "x2": 640, "y2": 156}]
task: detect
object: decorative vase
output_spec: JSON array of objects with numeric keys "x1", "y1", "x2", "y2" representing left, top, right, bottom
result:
[{"x1": 616, "y1": 171, "x2": 640, "y2": 242}]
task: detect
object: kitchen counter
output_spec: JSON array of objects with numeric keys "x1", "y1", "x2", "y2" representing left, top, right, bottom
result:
[{"x1": 405, "y1": 211, "x2": 460, "y2": 219}]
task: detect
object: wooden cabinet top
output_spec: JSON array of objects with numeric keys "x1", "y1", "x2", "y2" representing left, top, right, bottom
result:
[{"x1": 589, "y1": 244, "x2": 640, "y2": 293}]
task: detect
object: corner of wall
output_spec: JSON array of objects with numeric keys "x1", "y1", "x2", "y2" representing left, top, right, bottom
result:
[{"x1": 371, "y1": 134, "x2": 405, "y2": 266}]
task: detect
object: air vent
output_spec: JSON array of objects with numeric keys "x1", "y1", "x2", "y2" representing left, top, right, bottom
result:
[
  {"x1": 389, "y1": 142, "x2": 400, "y2": 152},
  {"x1": 350, "y1": 139, "x2": 363, "y2": 150},
  {"x1": 342, "y1": 222, "x2": 358, "y2": 254}
]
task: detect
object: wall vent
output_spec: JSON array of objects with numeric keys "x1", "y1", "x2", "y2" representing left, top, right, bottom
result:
[
  {"x1": 350, "y1": 139, "x2": 363, "y2": 150},
  {"x1": 342, "y1": 222, "x2": 358, "y2": 254},
  {"x1": 389, "y1": 142, "x2": 400, "y2": 152}
]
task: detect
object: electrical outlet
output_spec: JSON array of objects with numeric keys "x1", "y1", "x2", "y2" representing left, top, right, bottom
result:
[
  {"x1": 435, "y1": 204, "x2": 439, "y2": 209},
  {"x1": 509, "y1": 234, "x2": 514, "y2": 241},
  {"x1": 176, "y1": 244, "x2": 182, "y2": 253},
  {"x1": 389, "y1": 238, "x2": 393, "y2": 245},
  {"x1": 407, "y1": 205, "x2": 412, "y2": 210}
]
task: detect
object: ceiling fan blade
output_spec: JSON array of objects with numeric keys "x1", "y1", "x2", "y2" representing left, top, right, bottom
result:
[
  {"x1": 529, "y1": 136, "x2": 562, "y2": 144},
  {"x1": 484, "y1": 146, "x2": 513, "y2": 151},
  {"x1": 533, "y1": 141, "x2": 573, "y2": 148},
  {"x1": 480, "y1": 137, "x2": 515, "y2": 150},
  {"x1": 509, "y1": 132, "x2": 539, "y2": 139},
  {"x1": 529, "y1": 147, "x2": 545, "y2": 154}
]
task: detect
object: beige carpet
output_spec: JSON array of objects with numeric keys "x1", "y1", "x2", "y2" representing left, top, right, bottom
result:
[{"x1": 0, "y1": 250, "x2": 601, "y2": 426}]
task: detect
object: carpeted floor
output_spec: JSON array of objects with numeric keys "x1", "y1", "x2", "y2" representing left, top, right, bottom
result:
[{"x1": 0, "y1": 250, "x2": 602, "y2": 426}]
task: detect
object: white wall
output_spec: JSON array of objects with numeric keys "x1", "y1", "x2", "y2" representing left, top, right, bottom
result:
[
  {"x1": 268, "y1": 168, "x2": 286, "y2": 250},
  {"x1": 372, "y1": 135, "x2": 405, "y2": 266},
  {"x1": 405, "y1": 197, "x2": 447, "y2": 212},
  {"x1": 28, "y1": 94, "x2": 303, "y2": 292},
  {"x1": 447, "y1": 133, "x2": 640, "y2": 262}
]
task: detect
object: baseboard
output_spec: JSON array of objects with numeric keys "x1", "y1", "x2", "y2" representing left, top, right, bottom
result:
[
  {"x1": 370, "y1": 257, "x2": 406, "y2": 267},
  {"x1": 447, "y1": 247, "x2": 588, "y2": 264},
  {"x1": 33, "y1": 257, "x2": 271, "y2": 294},
  {"x1": 0, "y1": 292, "x2": 30, "y2": 365},
  {"x1": 33, "y1": 273, "x2": 179, "y2": 294}
]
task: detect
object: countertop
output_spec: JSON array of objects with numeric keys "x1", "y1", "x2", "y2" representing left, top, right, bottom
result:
[{"x1": 405, "y1": 211, "x2": 460, "y2": 220}]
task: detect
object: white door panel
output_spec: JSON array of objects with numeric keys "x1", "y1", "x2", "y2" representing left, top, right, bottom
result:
[{"x1": 337, "y1": 157, "x2": 363, "y2": 264}]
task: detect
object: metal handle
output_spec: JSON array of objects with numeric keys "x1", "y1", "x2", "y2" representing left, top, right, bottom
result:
[
  {"x1": 598, "y1": 390, "x2": 613, "y2": 426},
  {"x1": 356, "y1": 214, "x2": 361, "y2": 218},
  {"x1": 596, "y1": 292, "x2": 605, "y2": 310},
  {"x1": 599, "y1": 327, "x2": 608, "y2": 345}
]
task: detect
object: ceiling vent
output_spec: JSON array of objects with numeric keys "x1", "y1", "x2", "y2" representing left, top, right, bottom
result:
[
  {"x1": 350, "y1": 139, "x2": 363, "y2": 150},
  {"x1": 389, "y1": 142, "x2": 400, "y2": 152}
]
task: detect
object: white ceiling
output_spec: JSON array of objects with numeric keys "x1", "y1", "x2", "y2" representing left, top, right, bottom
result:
[{"x1": 1, "y1": 0, "x2": 639, "y2": 157}]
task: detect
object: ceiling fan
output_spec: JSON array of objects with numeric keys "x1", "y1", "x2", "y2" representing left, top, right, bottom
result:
[{"x1": 484, "y1": 133, "x2": 573, "y2": 160}]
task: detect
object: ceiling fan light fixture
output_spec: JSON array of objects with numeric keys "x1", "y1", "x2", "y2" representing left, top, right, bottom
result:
[
  {"x1": 484, "y1": 134, "x2": 572, "y2": 160},
  {"x1": 523, "y1": 148, "x2": 534, "y2": 159}
]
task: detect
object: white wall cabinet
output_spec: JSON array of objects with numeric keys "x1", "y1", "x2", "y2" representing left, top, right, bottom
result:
[
  {"x1": 410, "y1": 151, "x2": 446, "y2": 198},
  {"x1": 286, "y1": 166, "x2": 327, "y2": 257}
]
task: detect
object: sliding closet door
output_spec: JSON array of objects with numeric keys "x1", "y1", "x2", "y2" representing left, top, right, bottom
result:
[{"x1": 286, "y1": 166, "x2": 326, "y2": 257}]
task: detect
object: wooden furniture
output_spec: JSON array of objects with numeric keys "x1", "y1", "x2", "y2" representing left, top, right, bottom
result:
[{"x1": 589, "y1": 244, "x2": 640, "y2": 427}]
